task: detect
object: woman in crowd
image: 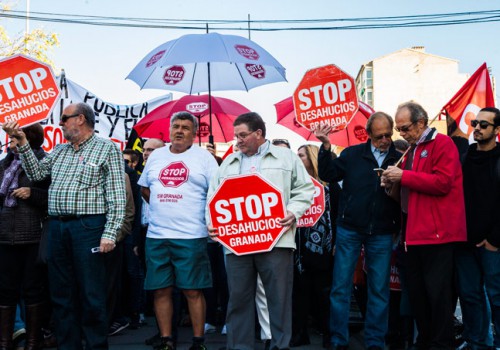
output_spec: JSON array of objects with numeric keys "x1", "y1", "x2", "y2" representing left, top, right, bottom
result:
[
  {"x1": 0, "y1": 123, "x2": 50, "y2": 350},
  {"x1": 291, "y1": 144, "x2": 340, "y2": 348}
]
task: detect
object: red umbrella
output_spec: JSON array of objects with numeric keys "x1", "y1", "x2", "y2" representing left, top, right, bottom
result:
[
  {"x1": 134, "y1": 94, "x2": 250, "y2": 143},
  {"x1": 275, "y1": 97, "x2": 375, "y2": 148}
]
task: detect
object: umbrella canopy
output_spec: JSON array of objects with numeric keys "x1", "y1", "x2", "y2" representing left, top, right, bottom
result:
[
  {"x1": 275, "y1": 97, "x2": 375, "y2": 148},
  {"x1": 126, "y1": 32, "x2": 287, "y2": 94},
  {"x1": 127, "y1": 32, "x2": 287, "y2": 144},
  {"x1": 134, "y1": 94, "x2": 250, "y2": 143}
]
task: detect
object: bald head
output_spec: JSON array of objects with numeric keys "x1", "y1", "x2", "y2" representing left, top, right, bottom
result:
[{"x1": 143, "y1": 138, "x2": 165, "y2": 163}]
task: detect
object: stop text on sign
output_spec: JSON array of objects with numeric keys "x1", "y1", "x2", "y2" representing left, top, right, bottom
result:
[
  {"x1": 0, "y1": 55, "x2": 61, "y2": 126},
  {"x1": 215, "y1": 192, "x2": 278, "y2": 223},
  {"x1": 297, "y1": 80, "x2": 353, "y2": 109},
  {"x1": 208, "y1": 174, "x2": 287, "y2": 255},
  {"x1": 293, "y1": 64, "x2": 359, "y2": 133},
  {"x1": 0, "y1": 68, "x2": 50, "y2": 101}
]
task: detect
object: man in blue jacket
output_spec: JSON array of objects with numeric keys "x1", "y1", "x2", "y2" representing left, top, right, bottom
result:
[{"x1": 315, "y1": 112, "x2": 401, "y2": 350}]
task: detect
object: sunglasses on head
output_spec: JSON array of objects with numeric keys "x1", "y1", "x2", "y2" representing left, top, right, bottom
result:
[{"x1": 471, "y1": 119, "x2": 496, "y2": 129}]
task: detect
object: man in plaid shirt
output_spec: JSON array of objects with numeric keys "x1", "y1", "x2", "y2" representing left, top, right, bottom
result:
[{"x1": 3, "y1": 102, "x2": 126, "y2": 350}]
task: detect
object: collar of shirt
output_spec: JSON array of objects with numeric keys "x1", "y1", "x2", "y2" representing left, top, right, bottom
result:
[
  {"x1": 240, "y1": 140, "x2": 270, "y2": 174},
  {"x1": 71, "y1": 133, "x2": 96, "y2": 151},
  {"x1": 416, "y1": 127, "x2": 432, "y2": 146},
  {"x1": 371, "y1": 143, "x2": 388, "y2": 167}
]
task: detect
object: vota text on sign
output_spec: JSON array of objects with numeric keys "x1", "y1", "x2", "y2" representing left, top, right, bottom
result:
[{"x1": 0, "y1": 68, "x2": 57, "y2": 122}]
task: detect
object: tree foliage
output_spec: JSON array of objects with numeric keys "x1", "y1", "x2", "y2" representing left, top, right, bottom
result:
[{"x1": 0, "y1": 2, "x2": 60, "y2": 68}]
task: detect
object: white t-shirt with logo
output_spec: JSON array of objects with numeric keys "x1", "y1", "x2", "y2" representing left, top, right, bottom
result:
[{"x1": 138, "y1": 145, "x2": 218, "y2": 239}]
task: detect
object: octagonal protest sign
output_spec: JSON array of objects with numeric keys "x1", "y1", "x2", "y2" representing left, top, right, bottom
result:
[
  {"x1": 297, "y1": 177, "x2": 325, "y2": 228},
  {"x1": 293, "y1": 64, "x2": 359, "y2": 133},
  {"x1": 163, "y1": 65, "x2": 185, "y2": 85},
  {"x1": 158, "y1": 161, "x2": 189, "y2": 187},
  {"x1": 208, "y1": 173, "x2": 287, "y2": 255},
  {"x1": 0, "y1": 54, "x2": 61, "y2": 127}
]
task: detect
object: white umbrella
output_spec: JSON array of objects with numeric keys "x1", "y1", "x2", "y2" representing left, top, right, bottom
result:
[{"x1": 127, "y1": 32, "x2": 287, "y2": 93}]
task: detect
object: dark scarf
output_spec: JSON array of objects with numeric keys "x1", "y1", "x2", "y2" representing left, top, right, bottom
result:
[{"x1": 0, "y1": 154, "x2": 22, "y2": 207}]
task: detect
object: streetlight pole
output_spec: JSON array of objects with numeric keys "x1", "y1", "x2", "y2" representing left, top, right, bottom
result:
[{"x1": 25, "y1": 0, "x2": 30, "y2": 52}]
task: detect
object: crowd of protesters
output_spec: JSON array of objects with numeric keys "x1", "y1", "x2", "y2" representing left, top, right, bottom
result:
[{"x1": 1, "y1": 101, "x2": 499, "y2": 350}]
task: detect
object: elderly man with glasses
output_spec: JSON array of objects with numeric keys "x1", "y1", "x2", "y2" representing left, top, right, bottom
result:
[
  {"x1": 314, "y1": 111, "x2": 402, "y2": 350},
  {"x1": 382, "y1": 101, "x2": 467, "y2": 350},
  {"x1": 2, "y1": 102, "x2": 126, "y2": 350},
  {"x1": 208, "y1": 112, "x2": 314, "y2": 350}
]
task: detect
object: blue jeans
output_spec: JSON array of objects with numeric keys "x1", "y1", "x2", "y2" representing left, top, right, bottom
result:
[
  {"x1": 14, "y1": 304, "x2": 25, "y2": 331},
  {"x1": 455, "y1": 244, "x2": 493, "y2": 349},
  {"x1": 481, "y1": 247, "x2": 500, "y2": 347},
  {"x1": 330, "y1": 226, "x2": 392, "y2": 348},
  {"x1": 47, "y1": 215, "x2": 108, "y2": 350}
]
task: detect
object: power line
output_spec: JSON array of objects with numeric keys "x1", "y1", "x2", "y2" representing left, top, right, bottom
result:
[{"x1": 1, "y1": 9, "x2": 500, "y2": 31}]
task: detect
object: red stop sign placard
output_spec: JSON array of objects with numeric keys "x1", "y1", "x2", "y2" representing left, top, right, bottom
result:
[
  {"x1": 208, "y1": 174, "x2": 287, "y2": 255},
  {"x1": 0, "y1": 54, "x2": 61, "y2": 127},
  {"x1": 297, "y1": 177, "x2": 325, "y2": 228},
  {"x1": 293, "y1": 64, "x2": 359, "y2": 133},
  {"x1": 158, "y1": 161, "x2": 189, "y2": 187}
]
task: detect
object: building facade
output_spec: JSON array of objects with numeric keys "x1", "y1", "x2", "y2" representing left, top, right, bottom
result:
[{"x1": 355, "y1": 46, "x2": 470, "y2": 120}]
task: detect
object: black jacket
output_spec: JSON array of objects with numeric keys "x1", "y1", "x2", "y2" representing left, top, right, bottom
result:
[
  {"x1": 0, "y1": 149, "x2": 50, "y2": 245},
  {"x1": 318, "y1": 141, "x2": 401, "y2": 235},
  {"x1": 462, "y1": 143, "x2": 500, "y2": 247}
]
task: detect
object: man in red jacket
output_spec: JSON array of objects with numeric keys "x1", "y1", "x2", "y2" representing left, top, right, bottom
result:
[{"x1": 382, "y1": 101, "x2": 466, "y2": 349}]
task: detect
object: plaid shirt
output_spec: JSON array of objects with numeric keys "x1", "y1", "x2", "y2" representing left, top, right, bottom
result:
[{"x1": 18, "y1": 134, "x2": 126, "y2": 241}]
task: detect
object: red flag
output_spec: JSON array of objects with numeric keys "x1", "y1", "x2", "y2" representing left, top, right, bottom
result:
[
  {"x1": 222, "y1": 144, "x2": 234, "y2": 160},
  {"x1": 442, "y1": 63, "x2": 495, "y2": 139}
]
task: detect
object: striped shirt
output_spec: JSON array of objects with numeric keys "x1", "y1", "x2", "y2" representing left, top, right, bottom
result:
[{"x1": 18, "y1": 134, "x2": 126, "y2": 241}]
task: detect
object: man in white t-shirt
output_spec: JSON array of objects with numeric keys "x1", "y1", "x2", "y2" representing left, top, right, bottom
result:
[{"x1": 138, "y1": 112, "x2": 218, "y2": 350}]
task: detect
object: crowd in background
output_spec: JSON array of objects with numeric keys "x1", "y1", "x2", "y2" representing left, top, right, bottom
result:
[{"x1": 0, "y1": 101, "x2": 499, "y2": 350}]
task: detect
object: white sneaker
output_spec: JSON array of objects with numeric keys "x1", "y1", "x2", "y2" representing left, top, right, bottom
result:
[
  {"x1": 204, "y1": 323, "x2": 216, "y2": 334},
  {"x1": 221, "y1": 324, "x2": 227, "y2": 335}
]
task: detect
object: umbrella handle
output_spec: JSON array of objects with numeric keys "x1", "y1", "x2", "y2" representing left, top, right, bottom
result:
[{"x1": 209, "y1": 135, "x2": 214, "y2": 145}]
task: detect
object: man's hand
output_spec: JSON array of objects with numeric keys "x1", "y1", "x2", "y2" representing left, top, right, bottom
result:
[
  {"x1": 278, "y1": 211, "x2": 296, "y2": 228},
  {"x1": 99, "y1": 238, "x2": 116, "y2": 253},
  {"x1": 206, "y1": 143, "x2": 216, "y2": 156},
  {"x1": 11, "y1": 187, "x2": 31, "y2": 200},
  {"x1": 207, "y1": 225, "x2": 218, "y2": 241},
  {"x1": 476, "y1": 239, "x2": 499, "y2": 252},
  {"x1": 2, "y1": 122, "x2": 28, "y2": 146},
  {"x1": 313, "y1": 124, "x2": 332, "y2": 150},
  {"x1": 382, "y1": 166, "x2": 403, "y2": 184}
]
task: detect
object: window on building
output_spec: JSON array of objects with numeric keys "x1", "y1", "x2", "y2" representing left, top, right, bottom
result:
[
  {"x1": 366, "y1": 69, "x2": 373, "y2": 88},
  {"x1": 367, "y1": 90, "x2": 373, "y2": 107}
]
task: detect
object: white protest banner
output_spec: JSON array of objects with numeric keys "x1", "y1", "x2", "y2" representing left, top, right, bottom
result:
[{"x1": 0, "y1": 76, "x2": 172, "y2": 157}]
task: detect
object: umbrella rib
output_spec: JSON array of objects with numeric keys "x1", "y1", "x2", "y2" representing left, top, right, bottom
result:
[
  {"x1": 234, "y1": 64, "x2": 250, "y2": 92},
  {"x1": 189, "y1": 63, "x2": 197, "y2": 95},
  {"x1": 139, "y1": 66, "x2": 161, "y2": 89},
  {"x1": 215, "y1": 33, "x2": 232, "y2": 61}
]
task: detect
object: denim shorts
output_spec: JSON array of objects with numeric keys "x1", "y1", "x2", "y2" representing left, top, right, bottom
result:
[{"x1": 144, "y1": 237, "x2": 212, "y2": 290}]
